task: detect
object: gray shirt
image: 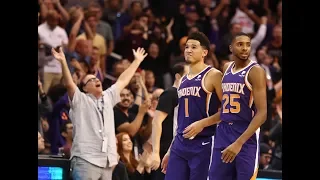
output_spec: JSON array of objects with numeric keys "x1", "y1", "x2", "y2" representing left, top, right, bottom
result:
[
  {"x1": 69, "y1": 84, "x2": 120, "y2": 168},
  {"x1": 97, "y1": 21, "x2": 114, "y2": 43}
]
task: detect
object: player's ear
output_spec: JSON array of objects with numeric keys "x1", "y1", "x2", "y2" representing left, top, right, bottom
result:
[
  {"x1": 175, "y1": 73, "x2": 181, "y2": 81},
  {"x1": 229, "y1": 45, "x2": 232, "y2": 53},
  {"x1": 203, "y1": 49, "x2": 208, "y2": 57}
]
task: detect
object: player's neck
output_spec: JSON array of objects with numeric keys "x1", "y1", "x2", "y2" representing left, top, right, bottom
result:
[
  {"x1": 173, "y1": 79, "x2": 180, "y2": 88},
  {"x1": 189, "y1": 62, "x2": 207, "y2": 76},
  {"x1": 233, "y1": 57, "x2": 251, "y2": 70}
]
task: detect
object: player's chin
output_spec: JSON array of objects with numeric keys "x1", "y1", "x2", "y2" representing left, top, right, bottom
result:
[{"x1": 185, "y1": 59, "x2": 192, "y2": 64}]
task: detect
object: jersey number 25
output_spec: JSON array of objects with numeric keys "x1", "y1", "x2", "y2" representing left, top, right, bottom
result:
[{"x1": 222, "y1": 94, "x2": 240, "y2": 113}]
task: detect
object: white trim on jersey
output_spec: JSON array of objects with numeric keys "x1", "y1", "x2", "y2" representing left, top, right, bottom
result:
[
  {"x1": 201, "y1": 67, "x2": 214, "y2": 94},
  {"x1": 173, "y1": 105, "x2": 179, "y2": 137},
  {"x1": 207, "y1": 136, "x2": 215, "y2": 180},
  {"x1": 186, "y1": 65, "x2": 210, "y2": 80},
  {"x1": 221, "y1": 62, "x2": 234, "y2": 81},
  {"x1": 231, "y1": 60, "x2": 254, "y2": 75},
  {"x1": 244, "y1": 64, "x2": 259, "y2": 91},
  {"x1": 253, "y1": 128, "x2": 260, "y2": 174}
]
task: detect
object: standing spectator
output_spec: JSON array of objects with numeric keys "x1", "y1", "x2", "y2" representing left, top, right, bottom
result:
[
  {"x1": 51, "y1": 47, "x2": 147, "y2": 180},
  {"x1": 38, "y1": 10, "x2": 69, "y2": 93}
]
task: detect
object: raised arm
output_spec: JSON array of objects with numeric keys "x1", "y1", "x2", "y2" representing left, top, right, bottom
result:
[
  {"x1": 51, "y1": 47, "x2": 78, "y2": 100},
  {"x1": 114, "y1": 48, "x2": 148, "y2": 93}
]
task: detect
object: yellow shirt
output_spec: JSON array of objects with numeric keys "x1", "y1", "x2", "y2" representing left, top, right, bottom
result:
[{"x1": 77, "y1": 33, "x2": 107, "y2": 56}]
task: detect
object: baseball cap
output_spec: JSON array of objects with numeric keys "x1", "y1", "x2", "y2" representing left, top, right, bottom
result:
[{"x1": 260, "y1": 143, "x2": 272, "y2": 155}]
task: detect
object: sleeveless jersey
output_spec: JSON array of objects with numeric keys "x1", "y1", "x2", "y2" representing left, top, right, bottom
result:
[
  {"x1": 177, "y1": 66, "x2": 220, "y2": 138},
  {"x1": 220, "y1": 61, "x2": 258, "y2": 124}
]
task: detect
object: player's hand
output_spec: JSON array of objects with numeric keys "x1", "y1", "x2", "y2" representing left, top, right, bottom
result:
[
  {"x1": 161, "y1": 152, "x2": 170, "y2": 174},
  {"x1": 150, "y1": 152, "x2": 161, "y2": 170},
  {"x1": 221, "y1": 141, "x2": 243, "y2": 163},
  {"x1": 182, "y1": 120, "x2": 204, "y2": 139},
  {"x1": 132, "y1": 47, "x2": 148, "y2": 63},
  {"x1": 51, "y1": 47, "x2": 66, "y2": 63}
]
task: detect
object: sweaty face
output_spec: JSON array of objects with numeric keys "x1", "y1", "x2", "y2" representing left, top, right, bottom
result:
[
  {"x1": 184, "y1": 39, "x2": 207, "y2": 64},
  {"x1": 118, "y1": 88, "x2": 132, "y2": 108},
  {"x1": 230, "y1": 36, "x2": 251, "y2": 61},
  {"x1": 122, "y1": 134, "x2": 133, "y2": 152},
  {"x1": 82, "y1": 74, "x2": 102, "y2": 94}
]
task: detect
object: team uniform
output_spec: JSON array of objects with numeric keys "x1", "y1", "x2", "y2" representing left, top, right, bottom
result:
[
  {"x1": 209, "y1": 61, "x2": 260, "y2": 180},
  {"x1": 165, "y1": 66, "x2": 220, "y2": 180}
]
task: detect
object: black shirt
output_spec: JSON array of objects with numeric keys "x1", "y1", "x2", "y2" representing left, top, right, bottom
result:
[
  {"x1": 155, "y1": 87, "x2": 178, "y2": 157},
  {"x1": 112, "y1": 161, "x2": 129, "y2": 180},
  {"x1": 114, "y1": 106, "x2": 136, "y2": 134},
  {"x1": 114, "y1": 104, "x2": 149, "y2": 154}
]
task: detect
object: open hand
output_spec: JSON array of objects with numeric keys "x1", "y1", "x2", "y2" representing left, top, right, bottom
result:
[
  {"x1": 133, "y1": 47, "x2": 148, "y2": 63},
  {"x1": 161, "y1": 152, "x2": 170, "y2": 174},
  {"x1": 183, "y1": 120, "x2": 204, "y2": 139},
  {"x1": 150, "y1": 152, "x2": 161, "y2": 171},
  {"x1": 51, "y1": 47, "x2": 66, "y2": 63},
  {"x1": 221, "y1": 141, "x2": 243, "y2": 163}
]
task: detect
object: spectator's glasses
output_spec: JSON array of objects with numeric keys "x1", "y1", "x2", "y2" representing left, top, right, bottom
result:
[{"x1": 84, "y1": 77, "x2": 98, "y2": 86}]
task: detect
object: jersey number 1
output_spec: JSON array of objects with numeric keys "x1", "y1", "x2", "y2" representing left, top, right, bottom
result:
[
  {"x1": 222, "y1": 94, "x2": 240, "y2": 113},
  {"x1": 184, "y1": 98, "x2": 189, "y2": 117}
]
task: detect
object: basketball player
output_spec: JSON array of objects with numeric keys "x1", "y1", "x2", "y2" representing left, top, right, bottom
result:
[
  {"x1": 184, "y1": 32, "x2": 267, "y2": 180},
  {"x1": 164, "y1": 31, "x2": 223, "y2": 180}
]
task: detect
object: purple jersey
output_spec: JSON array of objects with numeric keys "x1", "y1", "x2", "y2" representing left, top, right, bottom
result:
[
  {"x1": 177, "y1": 66, "x2": 220, "y2": 138},
  {"x1": 209, "y1": 61, "x2": 261, "y2": 180},
  {"x1": 220, "y1": 61, "x2": 258, "y2": 123}
]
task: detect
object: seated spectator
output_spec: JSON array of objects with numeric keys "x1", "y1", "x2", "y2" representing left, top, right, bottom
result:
[
  {"x1": 116, "y1": 132, "x2": 152, "y2": 180},
  {"x1": 59, "y1": 120, "x2": 73, "y2": 158},
  {"x1": 38, "y1": 132, "x2": 45, "y2": 154},
  {"x1": 259, "y1": 143, "x2": 273, "y2": 170}
]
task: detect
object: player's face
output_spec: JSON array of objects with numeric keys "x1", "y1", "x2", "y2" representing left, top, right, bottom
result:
[
  {"x1": 118, "y1": 88, "x2": 132, "y2": 108},
  {"x1": 122, "y1": 134, "x2": 133, "y2": 152},
  {"x1": 184, "y1": 40, "x2": 208, "y2": 65},
  {"x1": 82, "y1": 74, "x2": 103, "y2": 94},
  {"x1": 230, "y1": 35, "x2": 251, "y2": 61}
]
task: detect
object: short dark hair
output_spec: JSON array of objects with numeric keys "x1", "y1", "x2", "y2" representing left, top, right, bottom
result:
[
  {"x1": 187, "y1": 31, "x2": 210, "y2": 50},
  {"x1": 60, "y1": 120, "x2": 72, "y2": 133},
  {"x1": 231, "y1": 32, "x2": 251, "y2": 43},
  {"x1": 172, "y1": 62, "x2": 186, "y2": 77}
]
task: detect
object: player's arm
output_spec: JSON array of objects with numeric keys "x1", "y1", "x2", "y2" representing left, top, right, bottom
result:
[
  {"x1": 236, "y1": 66, "x2": 267, "y2": 145},
  {"x1": 183, "y1": 69, "x2": 223, "y2": 138},
  {"x1": 151, "y1": 110, "x2": 169, "y2": 153},
  {"x1": 114, "y1": 48, "x2": 147, "y2": 94}
]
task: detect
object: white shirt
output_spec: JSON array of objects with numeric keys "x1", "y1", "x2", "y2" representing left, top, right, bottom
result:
[
  {"x1": 38, "y1": 22, "x2": 68, "y2": 73},
  {"x1": 231, "y1": 8, "x2": 255, "y2": 34}
]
